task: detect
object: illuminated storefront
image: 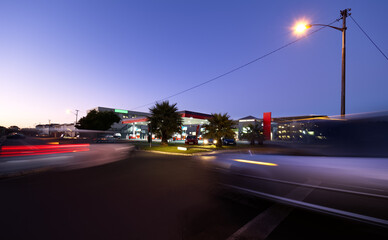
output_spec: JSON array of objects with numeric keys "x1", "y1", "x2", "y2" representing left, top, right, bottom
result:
[
  {"x1": 121, "y1": 110, "x2": 212, "y2": 140},
  {"x1": 90, "y1": 106, "x2": 328, "y2": 142},
  {"x1": 273, "y1": 116, "x2": 329, "y2": 143},
  {"x1": 90, "y1": 107, "x2": 212, "y2": 140}
]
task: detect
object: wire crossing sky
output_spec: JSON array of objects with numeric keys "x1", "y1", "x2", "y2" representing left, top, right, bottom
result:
[
  {"x1": 131, "y1": 19, "x2": 340, "y2": 110},
  {"x1": 350, "y1": 15, "x2": 388, "y2": 62},
  {"x1": 0, "y1": 0, "x2": 387, "y2": 127}
]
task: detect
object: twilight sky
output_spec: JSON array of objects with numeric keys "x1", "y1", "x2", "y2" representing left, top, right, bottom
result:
[{"x1": 1, "y1": 0, "x2": 387, "y2": 128}]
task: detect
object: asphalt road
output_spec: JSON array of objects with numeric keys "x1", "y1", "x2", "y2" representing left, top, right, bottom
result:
[
  {"x1": 1, "y1": 149, "x2": 388, "y2": 240},
  {"x1": 0, "y1": 151, "x2": 261, "y2": 240}
]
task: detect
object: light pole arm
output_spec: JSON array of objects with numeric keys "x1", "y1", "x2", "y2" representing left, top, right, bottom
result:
[{"x1": 307, "y1": 23, "x2": 344, "y2": 32}]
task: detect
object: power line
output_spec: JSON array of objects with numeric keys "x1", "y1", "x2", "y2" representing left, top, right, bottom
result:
[
  {"x1": 350, "y1": 15, "x2": 388, "y2": 61},
  {"x1": 131, "y1": 19, "x2": 339, "y2": 111}
]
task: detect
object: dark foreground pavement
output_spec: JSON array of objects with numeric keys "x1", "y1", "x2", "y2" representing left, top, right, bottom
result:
[
  {"x1": 2, "y1": 148, "x2": 388, "y2": 240},
  {"x1": 0, "y1": 151, "x2": 259, "y2": 240}
]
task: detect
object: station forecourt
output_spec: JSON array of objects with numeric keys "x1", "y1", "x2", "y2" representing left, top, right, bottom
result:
[
  {"x1": 90, "y1": 107, "x2": 214, "y2": 141},
  {"x1": 84, "y1": 106, "x2": 329, "y2": 143}
]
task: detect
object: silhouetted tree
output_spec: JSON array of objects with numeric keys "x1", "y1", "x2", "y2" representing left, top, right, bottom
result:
[
  {"x1": 77, "y1": 110, "x2": 120, "y2": 131},
  {"x1": 0, "y1": 126, "x2": 6, "y2": 136},
  {"x1": 204, "y1": 113, "x2": 235, "y2": 147},
  {"x1": 148, "y1": 101, "x2": 183, "y2": 145},
  {"x1": 8, "y1": 126, "x2": 20, "y2": 133}
]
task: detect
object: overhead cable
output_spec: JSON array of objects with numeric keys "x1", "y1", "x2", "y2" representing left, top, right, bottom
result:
[
  {"x1": 131, "y1": 19, "x2": 339, "y2": 110},
  {"x1": 350, "y1": 15, "x2": 388, "y2": 61}
]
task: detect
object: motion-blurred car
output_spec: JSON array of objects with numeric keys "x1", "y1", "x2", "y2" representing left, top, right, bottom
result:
[
  {"x1": 203, "y1": 138, "x2": 217, "y2": 145},
  {"x1": 185, "y1": 135, "x2": 198, "y2": 145},
  {"x1": 202, "y1": 112, "x2": 388, "y2": 228},
  {"x1": 222, "y1": 138, "x2": 236, "y2": 145},
  {"x1": 6, "y1": 132, "x2": 26, "y2": 139},
  {"x1": 96, "y1": 134, "x2": 116, "y2": 143}
]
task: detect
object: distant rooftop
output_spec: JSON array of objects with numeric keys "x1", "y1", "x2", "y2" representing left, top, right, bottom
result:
[{"x1": 238, "y1": 115, "x2": 260, "y2": 122}]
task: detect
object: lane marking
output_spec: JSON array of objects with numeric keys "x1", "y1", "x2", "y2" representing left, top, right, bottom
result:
[
  {"x1": 233, "y1": 159, "x2": 278, "y2": 166},
  {"x1": 225, "y1": 183, "x2": 388, "y2": 233},
  {"x1": 232, "y1": 172, "x2": 388, "y2": 199},
  {"x1": 227, "y1": 180, "x2": 319, "y2": 240}
]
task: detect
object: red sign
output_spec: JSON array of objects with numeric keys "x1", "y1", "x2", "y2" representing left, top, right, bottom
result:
[{"x1": 263, "y1": 112, "x2": 271, "y2": 141}]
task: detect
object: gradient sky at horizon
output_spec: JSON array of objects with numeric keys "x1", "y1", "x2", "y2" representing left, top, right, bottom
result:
[{"x1": 1, "y1": 0, "x2": 388, "y2": 128}]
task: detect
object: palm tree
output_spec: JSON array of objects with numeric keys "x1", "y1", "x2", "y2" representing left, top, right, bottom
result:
[
  {"x1": 148, "y1": 101, "x2": 183, "y2": 145},
  {"x1": 204, "y1": 113, "x2": 235, "y2": 147},
  {"x1": 241, "y1": 123, "x2": 263, "y2": 145}
]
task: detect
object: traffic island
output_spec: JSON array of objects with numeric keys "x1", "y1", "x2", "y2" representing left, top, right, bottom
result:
[
  {"x1": 133, "y1": 140, "x2": 316, "y2": 156},
  {"x1": 142, "y1": 145, "x2": 214, "y2": 155}
]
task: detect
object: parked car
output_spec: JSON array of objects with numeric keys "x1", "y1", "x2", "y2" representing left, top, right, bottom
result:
[
  {"x1": 185, "y1": 135, "x2": 198, "y2": 145},
  {"x1": 222, "y1": 138, "x2": 236, "y2": 145},
  {"x1": 6, "y1": 132, "x2": 26, "y2": 139},
  {"x1": 203, "y1": 138, "x2": 217, "y2": 145},
  {"x1": 96, "y1": 134, "x2": 116, "y2": 143}
]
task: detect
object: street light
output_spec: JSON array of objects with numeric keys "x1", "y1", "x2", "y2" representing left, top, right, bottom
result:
[
  {"x1": 66, "y1": 109, "x2": 79, "y2": 124},
  {"x1": 294, "y1": 9, "x2": 351, "y2": 116}
]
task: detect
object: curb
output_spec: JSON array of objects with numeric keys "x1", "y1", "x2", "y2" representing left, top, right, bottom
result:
[
  {"x1": 140, "y1": 149, "x2": 230, "y2": 156},
  {"x1": 145, "y1": 150, "x2": 218, "y2": 156},
  {"x1": 146, "y1": 150, "x2": 194, "y2": 156}
]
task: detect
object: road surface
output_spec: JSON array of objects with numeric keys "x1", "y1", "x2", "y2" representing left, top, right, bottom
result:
[{"x1": 1, "y1": 150, "x2": 388, "y2": 239}]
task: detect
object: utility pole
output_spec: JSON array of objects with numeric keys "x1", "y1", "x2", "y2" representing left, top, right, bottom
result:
[
  {"x1": 74, "y1": 110, "x2": 79, "y2": 138},
  {"x1": 298, "y1": 8, "x2": 351, "y2": 116},
  {"x1": 340, "y1": 8, "x2": 350, "y2": 116},
  {"x1": 75, "y1": 109, "x2": 79, "y2": 124},
  {"x1": 48, "y1": 119, "x2": 51, "y2": 137},
  {"x1": 148, "y1": 123, "x2": 152, "y2": 148}
]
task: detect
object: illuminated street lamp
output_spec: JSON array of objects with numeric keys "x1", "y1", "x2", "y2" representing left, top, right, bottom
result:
[
  {"x1": 294, "y1": 9, "x2": 351, "y2": 116},
  {"x1": 66, "y1": 109, "x2": 79, "y2": 124}
]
